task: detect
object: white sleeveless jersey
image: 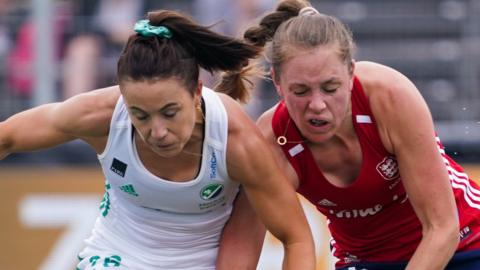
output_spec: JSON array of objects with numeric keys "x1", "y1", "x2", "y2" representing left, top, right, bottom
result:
[{"x1": 79, "y1": 87, "x2": 240, "y2": 270}]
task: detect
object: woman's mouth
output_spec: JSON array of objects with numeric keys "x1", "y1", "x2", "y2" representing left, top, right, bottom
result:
[
  {"x1": 309, "y1": 118, "x2": 328, "y2": 127},
  {"x1": 155, "y1": 143, "x2": 175, "y2": 149}
]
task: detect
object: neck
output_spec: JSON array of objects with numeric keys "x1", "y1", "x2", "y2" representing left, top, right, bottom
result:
[
  {"x1": 181, "y1": 99, "x2": 206, "y2": 157},
  {"x1": 180, "y1": 121, "x2": 205, "y2": 157},
  {"x1": 309, "y1": 102, "x2": 354, "y2": 150},
  {"x1": 335, "y1": 104, "x2": 354, "y2": 142},
  {"x1": 195, "y1": 109, "x2": 205, "y2": 125}
]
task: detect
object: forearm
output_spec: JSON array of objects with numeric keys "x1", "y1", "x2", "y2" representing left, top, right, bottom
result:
[
  {"x1": 216, "y1": 190, "x2": 267, "y2": 270},
  {"x1": 283, "y1": 241, "x2": 316, "y2": 270},
  {"x1": 406, "y1": 226, "x2": 459, "y2": 270},
  {"x1": 216, "y1": 222, "x2": 266, "y2": 270},
  {"x1": 249, "y1": 194, "x2": 316, "y2": 270},
  {"x1": 243, "y1": 186, "x2": 316, "y2": 269},
  {"x1": 225, "y1": 120, "x2": 316, "y2": 269}
]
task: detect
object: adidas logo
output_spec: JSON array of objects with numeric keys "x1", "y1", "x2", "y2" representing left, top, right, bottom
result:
[
  {"x1": 317, "y1": 198, "x2": 337, "y2": 207},
  {"x1": 119, "y1": 184, "x2": 139, "y2": 197}
]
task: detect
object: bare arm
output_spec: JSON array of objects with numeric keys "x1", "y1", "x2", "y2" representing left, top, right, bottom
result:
[
  {"x1": 358, "y1": 62, "x2": 459, "y2": 269},
  {"x1": 218, "y1": 94, "x2": 315, "y2": 270},
  {"x1": 0, "y1": 86, "x2": 120, "y2": 159},
  {"x1": 256, "y1": 106, "x2": 301, "y2": 189},
  {"x1": 216, "y1": 188, "x2": 266, "y2": 270}
]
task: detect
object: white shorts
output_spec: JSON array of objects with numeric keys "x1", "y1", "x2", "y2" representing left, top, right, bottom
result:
[
  {"x1": 76, "y1": 250, "x2": 129, "y2": 270},
  {"x1": 76, "y1": 247, "x2": 217, "y2": 270}
]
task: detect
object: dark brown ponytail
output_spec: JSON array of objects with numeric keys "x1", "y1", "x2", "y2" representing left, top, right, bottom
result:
[{"x1": 117, "y1": 9, "x2": 261, "y2": 101}]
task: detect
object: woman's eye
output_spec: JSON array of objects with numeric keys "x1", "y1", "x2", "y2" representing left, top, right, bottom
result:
[
  {"x1": 294, "y1": 91, "x2": 307, "y2": 96},
  {"x1": 323, "y1": 83, "x2": 341, "y2": 93},
  {"x1": 293, "y1": 88, "x2": 308, "y2": 96},
  {"x1": 136, "y1": 115, "x2": 149, "y2": 121},
  {"x1": 164, "y1": 110, "x2": 177, "y2": 118},
  {"x1": 324, "y1": 87, "x2": 338, "y2": 93}
]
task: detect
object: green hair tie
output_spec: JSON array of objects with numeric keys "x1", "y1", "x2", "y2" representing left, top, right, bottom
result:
[{"x1": 134, "y1": 19, "x2": 172, "y2": 38}]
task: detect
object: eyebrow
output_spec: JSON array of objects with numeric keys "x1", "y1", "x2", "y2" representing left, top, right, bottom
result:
[
  {"x1": 129, "y1": 103, "x2": 179, "y2": 114},
  {"x1": 289, "y1": 78, "x2": 341, "y2": 89},
  {"x1": 290, "y1": 83, "x2": 308, "y2": 88},
  {"x1": 322, "y1": 78, "x2": 341, "y2": 85}
]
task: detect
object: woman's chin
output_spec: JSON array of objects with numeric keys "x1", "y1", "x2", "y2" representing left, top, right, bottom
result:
[
  {"x1": 151, "y1": 145, "x2": 182, "y2": 158},
  {"x1": 301, "y1": 126, "x2": 334, "y2": 144}
]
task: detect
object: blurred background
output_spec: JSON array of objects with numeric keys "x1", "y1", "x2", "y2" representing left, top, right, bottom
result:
[{"x1": 0, "y1": 0, "x2": 479, "y2": 269}]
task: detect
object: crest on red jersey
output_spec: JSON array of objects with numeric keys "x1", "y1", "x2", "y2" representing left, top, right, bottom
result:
[{"x1": 376, "y1": 156, "x2": 400, "y2": 180}]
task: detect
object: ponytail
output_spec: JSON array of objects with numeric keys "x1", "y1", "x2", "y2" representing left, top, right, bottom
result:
[
  {"x1": 243, "y1": 0, "x2": 309, "y2": 47},
  {"x1": 117, "y1": 9, "x2": 262, "y2": 102},
  {"x1": 216, "y1": 0, "x2": 311, "y2": 102},
  {"x1": 241, "y1": 0, "x2": 355, "y2": 82},
  {"x1": 214, "y1": 62, "x2": 266, "y2": 103},
  {"x1": 147, "y1": 10, "x2": 260, "y2": 73}
]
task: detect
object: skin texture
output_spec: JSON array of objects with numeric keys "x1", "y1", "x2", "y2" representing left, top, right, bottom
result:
[
  {"x1": 257, "y1": 46, "x2": 459, "y2": 269},
  {"x1": 0, "y1": 79, "x2": 315, "y2": 270},
  {"x1": 121, "y1": 79, "x2": 202, "y2": 159},
  {"x1": 216, "y1": 188, "x2": 267, "y2": 269}
]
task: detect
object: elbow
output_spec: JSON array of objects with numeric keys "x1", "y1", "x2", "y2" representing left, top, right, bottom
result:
[
  {"x1": 445, "y1": 224, "x2": 460, "y2": 256},
  {"x1": 0, "y1": 140, "x2": 12, "y2": 160},
  {"x1": 0, "y1": 124, "x2": 12, "y2": 160},
  {"x1": 424, "y1": 217, "x2": 460, "y2": 251},
  {"x1": 446, "y1": 211, "x2": 461, "y2": 247},
  {"x1": 447, "y1": 219, "x2": 460, "y2": 248}
]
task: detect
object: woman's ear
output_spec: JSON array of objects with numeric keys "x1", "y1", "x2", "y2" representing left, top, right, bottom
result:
[
  {"x1": 194, "y1": 80, "x2": 203, "y2": 104},
  {"x1": 271, "y1": 68, "x2": 283, "y2": 98},
  {"x1": 349, "y1": 60, "x2": 356, "y2": 91},
  {"x1": 349, "y1": 59, "x2": 356, "y2": 75},
  {"x1": 196, "y1": 80, "x2": 203, "y2": 97},
  {"x1": 193, "y1": 80, "x2": 203, "y2": 108}
]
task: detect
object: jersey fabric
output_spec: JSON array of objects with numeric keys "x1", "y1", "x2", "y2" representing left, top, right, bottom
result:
[
  {"x1": 272, "y1": 76, "x2": 480, "y2": 268},
  {"x1": 77, "y1": 87, "x2": 240, "y2": 270},
  {"x1": 335, "y1": 249, "x2": 480, "y2": 270}
]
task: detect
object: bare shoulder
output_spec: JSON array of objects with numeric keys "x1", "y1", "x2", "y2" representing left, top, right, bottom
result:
[
  {"x1": 216, "y1": 93, "x2": 270, "y2": 179},
  {"x1": 256, "y1": 106, "x2": 276, "y2": 141},
  {"x1": 354, "y1": 61, "x2": 429, "y2": 153},
  {"x1": 354, "y1": 61, "x2": 414, "y2": 96},
  {"x1": 217, "y1": 93, "x2": 299, "y2": 187},
  {"x1": 217, "y1": 93, "x2": 259, "y2": 139},
  {"x1": 55, "y1": 85, "x2": 121, "y2": 138},
  {"x1": 354, "y1": 61, "x2": 423, "y2": 114},
  {"x1": 217, "y1": 94, "x2": 278, "y2": 146},
  {"x1": 259, "y1": 104, "x2": 300, "y2": 188},
  {"x1": 354, "y1": 61, "x2": 424, "y2": 109}
]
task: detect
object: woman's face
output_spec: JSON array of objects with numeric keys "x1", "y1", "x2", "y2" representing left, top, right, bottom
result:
[
  {"x1": 121, "y1": 78, "x2": 201, "y2": 158},
  {"x1": 274, "y1": 46, "x2": 354, "y2": 144}
]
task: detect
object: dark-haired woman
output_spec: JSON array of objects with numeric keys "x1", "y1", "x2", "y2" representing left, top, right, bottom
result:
[{"x1": 0, "y1": 10, "x2": 315, "y2": 270}]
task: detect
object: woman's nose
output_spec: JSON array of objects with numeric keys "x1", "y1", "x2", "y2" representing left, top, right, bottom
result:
[
  {"x1": 308, "y1": 92, "x2": 327, "y2": 113},
  {"x1": 150, "y1": 121, "x2": 168, "y2": 140}
]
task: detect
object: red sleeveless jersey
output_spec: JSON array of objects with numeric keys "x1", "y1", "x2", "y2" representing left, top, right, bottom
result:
[{"x1": 272, "y1": 77, "x2": 480, "y2": 267}]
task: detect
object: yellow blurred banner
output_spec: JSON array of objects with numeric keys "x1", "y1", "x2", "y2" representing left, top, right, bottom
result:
[{"x1": 1, "y1": 165, "x2": 479, "y2": 270}]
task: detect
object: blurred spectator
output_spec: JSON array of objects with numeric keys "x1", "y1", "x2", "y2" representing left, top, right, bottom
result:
[
  {"x1": 5, "y1": 0, "x2": 145, "y2": 101},
  {"x1": 193, "y1": 0, "x2": 275, "y2": 37},
  {"x1": 62, "y1": 0, "x2": 144, "y2": 99},
  {"x1": 0, "y1": 0, "x2": 10, "y2": 60},
  {"x1": 192, "y1": 0, "x2": 277, "y2": 118},
  {"x1": 6, "y1": 1, "x2": 70, "y2": 100}
]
